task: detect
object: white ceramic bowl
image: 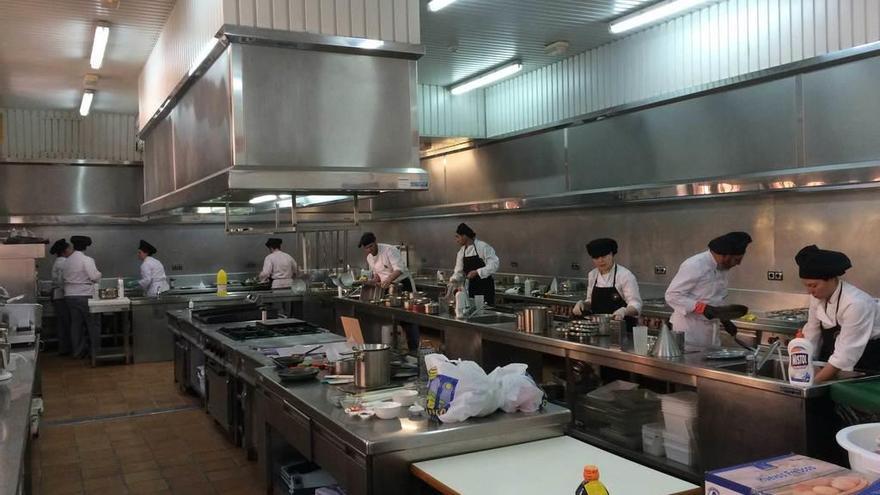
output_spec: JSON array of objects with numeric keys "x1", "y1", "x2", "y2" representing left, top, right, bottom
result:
[
  {"x1": 391, "y1": 389, "x2": 419, "y2": 406},
  {"x1": 373, "y1": 401, "x2": 403, "y2": 420}
]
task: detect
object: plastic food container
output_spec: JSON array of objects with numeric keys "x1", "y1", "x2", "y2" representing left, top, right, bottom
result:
[
  {"x1": 642, "y1": 423, "x2": 665, "y2": 457},
  {"x1": 663, "y1": 430, "x2": 697, "y2": 466},
  {"x1": 836, "y1": 423, "x2": 880, "y2": 475},
  {"x1": 662, "y1": 410, "x2": 696, "y2": 438}
]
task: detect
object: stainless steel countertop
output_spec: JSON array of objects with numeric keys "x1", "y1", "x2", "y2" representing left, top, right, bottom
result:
[
  {"x1": 0, "y1": 348, "x2": 37, "y2": 495},
  {"x1": 256, "y1": 366, "x2": 571, "y2": 456},
  {"x1": 334, "y1": 296, "x2": 876, "y2": 398},
  {"x1": 129, "y1": 289, "x2": 312, "y2": 306}
]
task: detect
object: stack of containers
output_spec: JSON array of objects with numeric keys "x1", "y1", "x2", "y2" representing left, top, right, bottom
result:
[
  {"x1": 580, "y1": 388, "x2": 661, "y2": 450},
  {"x1": 660, "y1": 391, "x2": 699, "y2": 466}
]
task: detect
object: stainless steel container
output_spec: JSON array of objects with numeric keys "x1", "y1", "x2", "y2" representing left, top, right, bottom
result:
[
  {"x1": 354, "y1": 344, "x2": 391, "y2": 388},
  {"x1": 516, "y1": 305, "x2": 552, "y2": 334},
  {"x1": 333, "y1": 358, "x2": 355, "y2": 375},
  {"x1": 99, "y1": 287, "x2": 119, "y2": 299}
]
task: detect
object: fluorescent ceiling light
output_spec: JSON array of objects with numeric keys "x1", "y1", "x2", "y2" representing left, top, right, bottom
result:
[
  {"x1": 610, "y1": 0, "x2": 712, "y2": 34},
  {"x1": 428, "y1": 0, "x2": 457, "y2": 12},
  {"x1": 79, "y1": 90, "x2": 94, "y2": 116},
  {"x1": 450, "y1": 61, "x2": 523, "y2": 95},
  {"x1": 356, "y1": 39, "x2": 384, "y2": 50},
  {"x1": 249, "y1": 194, "x2": 278, "y2": 204},
  {"x1": 90, "y1": 22, "x2": 110, "y2": 70},
  {"x1": 277, "y1": 195, "x2": 349, "y2": 208}
]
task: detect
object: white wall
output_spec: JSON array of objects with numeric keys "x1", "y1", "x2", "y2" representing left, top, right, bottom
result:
[{"x1": 483, "y1": 0, "x2": 880, "y2": 137}]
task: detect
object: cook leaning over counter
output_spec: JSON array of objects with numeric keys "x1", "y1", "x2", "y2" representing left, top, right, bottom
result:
[
  {"x1": 136, "y1": 239, "x2": 170, "y2": 296},
  {"x1": 665, "y1": 231, "x2": 752, "y2": 346},
  {"x1": 572, "y1": 237, "x2": 642, "y2": 328},
  {"x1": 50, "y1": 238, "x2": 73, "y2": 355},
  {"x1": 63, "y1": 235, "x2": 101, "y2": 359},
  {"x1": 359, "y1": 232, "x2": 416, "y2": 291},
  {"x1": 449, "y1": 222, "x2": 500, "y2": 305},
  {"x1": 259, "y1": 237, "x2": 298, "y2": 289},
  {"x1": 796, "y1": 245, "x2": 880, "y2": 382}
]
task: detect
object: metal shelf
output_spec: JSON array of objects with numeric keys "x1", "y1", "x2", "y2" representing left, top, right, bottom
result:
[{"x1": 566, "y1": 428, "x2": 702, "y2": 485}]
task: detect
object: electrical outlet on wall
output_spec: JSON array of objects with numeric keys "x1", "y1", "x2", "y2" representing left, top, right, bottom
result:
[
  {"x1": 571, "y1": 262, "x2": 581, "y2": 271},
  {"x1": 510, "y1": 261, "x2": 519, "y2": 268},
  {"x1": 171, "y1": 264, "x2": 183, "y2": 272},
  {"x1": 654, "y1": 265, "x2": 667, "y2": 275},
  {"x1": 767, "y1": 270, "x2": 784, "y2": 281}
]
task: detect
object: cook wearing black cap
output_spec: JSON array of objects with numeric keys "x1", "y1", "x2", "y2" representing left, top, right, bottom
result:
[
  {"x1": 358, "y1": 232, "x2": 415, "y2": 291},
  {"x1": 49, "y1": 239, "x2": 74, "y2": 355},
  {"x1": 259, "y1": 238, "x2": 299, "y2": 289},
  {"x1": 62, "y1": 235, "x2": 101, "y2": 358},
  {"x1": 137, "y1": 240, "x2": 170, "y2": 296},
  {"x1": 450, "y1": 223, "x2": 500, "y2": 306},
  {"x1": 573, "y1": 238, "x2": 642, "y2": 323},
  {"x1": 796, "y1": 245, "x2": 880, "y2": 381},
  {"x1": 665, "y1": 232, "x2": 753, "y2": 346}
]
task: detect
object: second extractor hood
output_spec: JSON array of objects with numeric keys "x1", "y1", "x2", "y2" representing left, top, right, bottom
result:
[{"x1": 139, "y1": 26, "x2": 428, "y2": 216}]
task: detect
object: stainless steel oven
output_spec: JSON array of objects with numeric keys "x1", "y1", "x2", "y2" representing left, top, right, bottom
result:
[{"x1": 206, "y1": 357, "x2": 232, "y2": 432}]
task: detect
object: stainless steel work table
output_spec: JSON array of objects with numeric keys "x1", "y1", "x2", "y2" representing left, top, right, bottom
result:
[
  {"x1": 255, "y1": 366, "x2": 571, "y2": 495},
  {"x1": 0, "y1": 348, "x2": 37, "y2": 495}
]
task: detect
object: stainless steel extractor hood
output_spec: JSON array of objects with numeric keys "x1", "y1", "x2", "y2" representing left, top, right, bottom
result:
[{"x1": 139, "y1": 26, "x2": 427, "y2": 216}]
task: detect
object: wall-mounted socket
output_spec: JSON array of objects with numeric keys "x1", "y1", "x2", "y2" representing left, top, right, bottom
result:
[
  {"x1": 246, "y1": 262, "x2": 257, "y2": 269},
  {"x1": 571, "y1": 262, "x2": 581, "y2": 271},
  {"x1": 654, "y1": 265, "x2": 667, "y2": 275},
  {"x1": 510, "y1": 261, "x2": 519, "y2": 268},
  {"x1": 171, "y1": 264, "x2": 183, "y2": 272},
  {"x1": 767, "y1": 270, "x2": 784, "y2": 281}
]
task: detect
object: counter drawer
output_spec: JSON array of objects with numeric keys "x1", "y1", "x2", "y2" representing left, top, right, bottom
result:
[
  {"x1": 262, "y1": 389, "x2": 312, "y2": 460},
  {"x1": 312, "y1": 424, "x2": 367, "y2": 495}
]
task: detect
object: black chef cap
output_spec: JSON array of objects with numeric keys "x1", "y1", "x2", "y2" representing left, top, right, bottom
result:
[
  {"x1": 456, "y1": 223, "x2": 476, "y2": 239},
  {"x1": 708, "y1": 231, "x2": 752, "y2": 255},
  {"x1": 70, "y1": 235, "x2": 92, "y2": 251},
  {"x1": 796, "y1": 245, "x2": 852, "y2": 280},
  {"x1": 49, "y1": 239, "x2": 69, "y2": 256},
  {"x1": 586, "y1": 238, "x2": 618, "y2": 258},
  {"x1": 358, "y1": 232, "x2": 377, "y2": 248},
  {"x1": 139, "y1": 240, "x2": 157, "y2": 256},
  {"x1": 265, "y1": 238, "x2": 282, "y2": 249}
]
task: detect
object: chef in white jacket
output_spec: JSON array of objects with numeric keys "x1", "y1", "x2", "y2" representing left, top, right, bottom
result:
[
  {"x1": 359, "y1": 232, "x2": 415, "y2": 291},
  {"x1": 49, "y1": 239, "x2": 73, "y2": 355},
  {"x1": 137, "y1": 240, "x2": 170, "y2": 296},
  {"x1": 665, "y1": 232, "x2": 752, "y2": 347},
  {"x1": 63, "y1": 235, "x2": 101, "y2": 358},
  {"x1": 796, "y1": 245, "x2": 880, "y2": 381},
  {"x1": 449, "y1": 223, "x2": 500, "y2": 306},
  {"x1": 573, "y1": 238, "x2": 642, "y2": 323},
  {"x1": 259, "y1": 238, "x2": 298, "y2": 289}
]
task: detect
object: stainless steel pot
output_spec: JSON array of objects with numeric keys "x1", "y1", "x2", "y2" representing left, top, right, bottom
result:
[
  {"x1": 333, "y1": 358, "x2": 355, "y2": 375},
  {"x1": 423, "y1": 302, "x2": 440, "y2": 315},
  {"x1": 516, "y1": 305, "x2": 552, "y2": 334},
  {"x1": 403, "y1": 299, "x2": 414, "y2": 311},
  {"x1": 353, "y1": 344, "x2": 391, "y2": 388},
  {"x1": 384, "y1": 296, "x2": 403, "y2": 308}
]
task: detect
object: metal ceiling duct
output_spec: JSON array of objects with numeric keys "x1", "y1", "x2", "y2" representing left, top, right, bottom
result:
[{"x1": 139, "y1": 26, "x2": 428, "y2": 216}]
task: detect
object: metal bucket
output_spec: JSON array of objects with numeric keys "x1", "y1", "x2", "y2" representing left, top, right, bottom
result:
[
  {"x1": 354, "y1": 344, "x2": 391, "y2": 388},
  {"x1": 516, "y1": 305, "x2": 552, "y2": 334}
]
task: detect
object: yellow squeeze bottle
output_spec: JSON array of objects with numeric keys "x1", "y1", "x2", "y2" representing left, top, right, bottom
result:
[
  {"x1": 216, "y1": 269, "x2": 228, "y2": 296},
  {"x1": 575, "y1": 465, "x2": 609, "y2": 495}
]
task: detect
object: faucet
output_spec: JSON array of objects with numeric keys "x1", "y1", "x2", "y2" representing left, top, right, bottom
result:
[{"x1": 754, "y1": 340, "x2": 782, "y2": 373}]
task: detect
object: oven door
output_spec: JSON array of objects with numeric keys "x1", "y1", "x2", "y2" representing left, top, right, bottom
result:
[{"x1": 206, "y1": 358, "x2": 232, "y2": 432}]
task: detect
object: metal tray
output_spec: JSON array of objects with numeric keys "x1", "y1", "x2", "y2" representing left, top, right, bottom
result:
[{"x1": 704, "y1": 349, "x2": 750, "y2": 360}]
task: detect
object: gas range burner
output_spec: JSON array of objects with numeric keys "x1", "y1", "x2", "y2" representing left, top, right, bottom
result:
[
  {"x1": 218, "y1": 321, "x2": 323, "y2": 341},
  {"x1": 764, "y1": 308, "x2": 809, "y2": 322}
]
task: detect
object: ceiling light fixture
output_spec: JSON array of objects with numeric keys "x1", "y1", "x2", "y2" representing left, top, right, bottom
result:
[
  {"x1": 428, "y1": 0, "x2": 457, "y2": 12},
  {"x1": 79, "y1": 90, "x2": 94, "y2": 116},
  {"x1": 249, "y1": 194, "x2": 278, "y2": 204},
  {"x1": 90, "y1": 22, "x2": 111, "y2": 70},
  {"x1": 450, "y1": 61, "x2": 523, "y2": 95},
  {"x1": 609, "y1": 0, "x2": 713, "y2": 34}
]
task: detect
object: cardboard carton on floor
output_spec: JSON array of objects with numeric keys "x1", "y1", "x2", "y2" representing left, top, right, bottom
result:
[{"x1": 705, "y1": 454, "x2": 878, "y2": 494}]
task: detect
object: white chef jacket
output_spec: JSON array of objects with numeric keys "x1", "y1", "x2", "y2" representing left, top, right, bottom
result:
[
  {"x1": 367, "y1": 243, "x2": 410, "y2": 284},
  {"x1": 802, "y1": 281, "x2": 880, "y2": 371},
  {"x1": 139, "y1": 256, "x2": 170, "y2": 296},
  {"x1": 51, "y1": 256, "x2": 67, "y2": 300},
  {"x1": 260, "y1": 250, "x2": 298, "y2": 288},
  {"x1": 451, "y1": 240, "x2": 500, "y2": 282},
  {"x1": 665, "y1": 250, "x2": 730, "y2": 346},
  {"x1": 62, "y1": 250, "x2": 102, "y2": 297},
  {"x1": 585, "y1": 264, "x2": 643, "y2": 314}
]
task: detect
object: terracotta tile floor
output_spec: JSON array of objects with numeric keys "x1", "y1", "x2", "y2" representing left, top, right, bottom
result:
[{"x1": 32, "y1": 355, "x2": 265, "y2": 495}]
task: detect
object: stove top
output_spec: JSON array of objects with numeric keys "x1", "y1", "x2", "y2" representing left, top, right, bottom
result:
[{"x1": 218, "y1": 321, "x2": 323, "y2": 341}]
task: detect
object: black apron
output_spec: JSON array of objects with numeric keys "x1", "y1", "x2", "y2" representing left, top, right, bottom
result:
[
  {"x1": 462, "y1": 244, "x2": 495, "y2": 306},
  {"x1": 818, "y1": 282, "x2": 880, "y2": 372},
  {"x1": 590, "y1": 265, "x2": 636, "y2": 330}
]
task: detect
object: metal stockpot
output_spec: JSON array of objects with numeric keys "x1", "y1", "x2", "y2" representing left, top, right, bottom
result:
[
  {"x1": 353, "y1": 344, "x2": 391, "y2": 388},
  {"x1": 333, "y1": 358, "x2": 355, "y2": 375},
  {"x1": 516, "y1": 305, "x2": 552, "y2": 334}
]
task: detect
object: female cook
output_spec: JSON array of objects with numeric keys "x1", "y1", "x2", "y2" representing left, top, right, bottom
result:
[
  {"x1": 449, "y1": 223, "x2": 500, "y2": 306},
  {"x1": 573, "y1": 238, "x2": 642, "y2": 323}
]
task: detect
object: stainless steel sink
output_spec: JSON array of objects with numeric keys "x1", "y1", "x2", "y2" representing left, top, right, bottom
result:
[
  {"x1": 719, "y1": 361, "x2": 866, "y2": 381},
  {"x1": 467, "y1": 314, "x2": 518, "y2": 324}
]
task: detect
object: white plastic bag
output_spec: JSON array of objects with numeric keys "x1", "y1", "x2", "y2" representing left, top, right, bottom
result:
[
  {"x1": 424, "y1": 354, "x2": 500, "y2": 423},
  {"x1": 489, "y1": 364, "x2": 545, "y2": 413}
]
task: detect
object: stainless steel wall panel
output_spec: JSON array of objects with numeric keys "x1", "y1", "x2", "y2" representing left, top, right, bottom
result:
[
  {"x1": 143, "y1": 117, "x2": 175, "y2": 201},
  {"x1": 418, "y1": 85, "x2": 485, "y2": 138},
  {"x1": 802, "y1": 56, "x2": 880, "y2": 166},
  {"x1": 567, "y1": 77, "x2": 799, "y2": 190},
  {"x1": 235, "y1": 44, "x2": 417, "y2": 170},
  {"x1": 371, "y1": 156, "x2": 446, "y2": 210}
]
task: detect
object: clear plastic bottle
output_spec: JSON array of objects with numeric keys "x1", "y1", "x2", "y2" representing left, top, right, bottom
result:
[{"x1": 575, "y1": 465, "x2": 609, "y2": 495}]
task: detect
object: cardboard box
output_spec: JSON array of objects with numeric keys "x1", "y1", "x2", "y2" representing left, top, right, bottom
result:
[{"x1": 706, "y1": 454, "x2": 878, "y2": 494}]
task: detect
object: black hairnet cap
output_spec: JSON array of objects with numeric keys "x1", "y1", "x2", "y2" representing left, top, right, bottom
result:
[
  {"x1": 456, "y1": 223, "x2": 476, "y2": 238},
  {"x1": 796, "y1": 245, "x2": 852, "y2": 279},
  {"x1": 49, "y1": 239, "x2": 69, "y2": 256},
  {"x1": 139, "y1": 240, "x2": 157, "y2": 256},
  {"x1": 265, "y1": 238, "x2": 282, "y2": 249},
  {"x1": 586, "y1": 238, "x2": 618, "y2": 258},
  {"x1": 708, "y1": 231, "x2": 752, "y2": 255},
  {"x1": 70, "y1": 236, "x2": 92, "y2": 250},
  {"x1": 358, "y1": 232, "x2": 377, "y2": 248}
]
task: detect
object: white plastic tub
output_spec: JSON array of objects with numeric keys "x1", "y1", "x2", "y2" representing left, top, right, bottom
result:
[
  {"x1": 642, "y1": 422, "x2": 665, "y2": 457},
  {"x1": 836, "y1": 423, "x2": 880, "y2": 475},
  {"x1": 663, "y1": 410, "x2": 696, "y2": 438},
  {"x1": 660, "y1": 391, "x2": 698, "y2": 416},
  {"x1": 663, "y1": 430, "x2": 697, "y2": 466}
]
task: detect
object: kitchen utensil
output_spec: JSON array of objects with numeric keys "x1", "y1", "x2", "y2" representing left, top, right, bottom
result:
[
  {"x1": 721, "y1": 320, "x2": 756, "y2": 352},
  {"x1": 373, "y1": 401, "x2": 403, "y2": 419},
  {"x1": 711, "y1": 304, "x2": 749, "y2": 320},
  {"x1": 652, "y1": 325, "x2": 683, "y2": 358},
  {"x1": 384, "y1": 296, "x2": 403, "y2": 308},
  {"x1": 516, "y1": 305, "x2": 552, "y2": 334},
  {"x1": 391, "y1": 389, "x2": 418, "y2": 406},
  {"x1": 333, "y1": 358, "x2": 355, "y2": 375},
  {"x1": 403, "y1": 299, "x2": 414, "y2": 311},
  {"x1": 353, "y1": 344, "x2": 391, "y2": 388},
  {"x1": 303, "y1": 345, "x2": 323, "y2": 356},
  {"x1": 272, "y1": 356, "x2": 304, "y2": 368},
  {"x1": 704, "y1": 349, "x2": 750, "y2": 360},
  {"x1": 277, "y1": 367, "x2": 319, "y2": 383}
]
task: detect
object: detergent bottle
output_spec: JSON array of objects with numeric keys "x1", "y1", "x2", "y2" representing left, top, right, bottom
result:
[{"x1": 216, "y1": 269, "x2": 228, "y2": 297}]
